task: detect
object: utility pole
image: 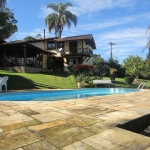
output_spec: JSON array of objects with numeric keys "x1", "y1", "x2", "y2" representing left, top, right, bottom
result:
[{"x1": 108, "y1": 42, "x2": 117, "y2": 59}]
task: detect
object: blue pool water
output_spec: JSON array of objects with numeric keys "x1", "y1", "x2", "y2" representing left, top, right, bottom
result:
[{"x1": 0, "y1": 88, "x2": 138, "y2": 101}]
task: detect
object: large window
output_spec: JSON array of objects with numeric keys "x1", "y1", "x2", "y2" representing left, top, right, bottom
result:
[{"x1": 47, "y1": 42, "x2": 56, "y2": 50}]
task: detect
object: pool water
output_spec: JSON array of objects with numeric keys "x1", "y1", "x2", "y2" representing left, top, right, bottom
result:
[{"x1": 0, "y1": 88, "x2": 137, "y2": 101}]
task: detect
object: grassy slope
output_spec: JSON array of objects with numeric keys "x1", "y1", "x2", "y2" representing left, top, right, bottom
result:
[
  {"x1": 0, "y1": 70, "x2": 150, "y2": 90},
  {"x1": 0, "y1": 70, "x2": 76, "y2": 90}
]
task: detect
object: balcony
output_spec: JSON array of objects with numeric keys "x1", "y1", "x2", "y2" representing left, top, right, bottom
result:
[{"x1": 62, "y1": 47, "x2": 93, "y2": 56}]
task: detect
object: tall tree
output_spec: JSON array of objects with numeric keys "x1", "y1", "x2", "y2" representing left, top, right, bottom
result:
[
  {"x1": 45, "y1": 2, "x2": 77, "y2": 38},
  {"x1": 0, "y1": 8, "x2": 18, "y2": 41},
  {"x1": 0, "y1": 0, "x2": 6, "y2": 10},
  {"x1": 0, "y1": 1, "x2": 18, "y2": 41},
  {"x1": 122, "y1": 55, "x2": 144, "y2": 79},
  {"x1": 23, "y1": 36, "x2": 36, "y2": 41},
  {"x1": 143, "y1": 25, "x2": 150, "y2": 58}
]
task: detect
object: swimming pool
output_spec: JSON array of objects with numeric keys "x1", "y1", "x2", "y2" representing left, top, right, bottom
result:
[{"x1": 0, "y1": 88, "x2": 138, "y2": 101}]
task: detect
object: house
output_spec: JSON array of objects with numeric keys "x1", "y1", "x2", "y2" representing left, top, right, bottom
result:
[{"x1": 0, "y1": 34, "x2": 96, "y2": 72}]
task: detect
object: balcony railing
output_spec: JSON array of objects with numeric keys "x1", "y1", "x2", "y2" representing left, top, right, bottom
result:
[{"x1": 63, "y1": 47, "x2": 93, "y2": 56}]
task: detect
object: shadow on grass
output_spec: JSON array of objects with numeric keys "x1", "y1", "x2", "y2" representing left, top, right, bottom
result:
[
  {"x1": 39, "y1": 71, "x2": 70, "y2": 78},
  {"x1": 0, "y1": 74, "x2": 63, "y2": 90},
  {"x1": 112, "y1": 81, "x2": 138, "y2": 88}
]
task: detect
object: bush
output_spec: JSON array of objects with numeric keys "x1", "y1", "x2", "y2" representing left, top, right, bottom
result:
[{"x1": 124, "y1": 76, "x2": 134, "y2": 84}]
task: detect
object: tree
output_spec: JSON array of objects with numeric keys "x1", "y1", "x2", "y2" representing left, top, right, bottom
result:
[
  {"x1": 0, "y1": 1, "x2": 18, "y2": 41},
  {"x1": 45, "y1": 2, "x2": 77, "y2": 38},
  {"x1": 122, "y1": 55, "x2": 144, "y2": 79},
  {"x1": 140, "y1": 58, "x2": 150, "y2": 79},
  {"x1": 36, "y1": 34, "x2": 42, "y2": 39},
  {"x1": 93, "y1": 54, "x2": 109, "y2": 77},
  {"x1": 143, "y1": 25, "x2": 150, "y2": 58},
  {"x1": 0, "y1": 0, "x2": 6, "y2": 10},
  {"x1": 23, "y1": 36, "x2": 36, "y2": 41}
]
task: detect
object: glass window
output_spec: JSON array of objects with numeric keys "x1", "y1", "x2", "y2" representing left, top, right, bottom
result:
[{"x1": 47, "y1": 42, "x2": 56, "y2": 50}]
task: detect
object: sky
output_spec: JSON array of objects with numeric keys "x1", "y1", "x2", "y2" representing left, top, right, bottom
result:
[{"x1": 6, "y1": 0, "x2": 150, "y2": 63}]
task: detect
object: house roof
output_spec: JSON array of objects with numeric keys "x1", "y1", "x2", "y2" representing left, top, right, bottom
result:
[
  {"x1": 0, "y1": 41, "x2": 54, "y2": 54},
  {"x1": 28, "y1": 37, "x2": 58, "y2": 43},
  {"x1": 56, "y1": 34, "x2": 96, "y2": 49}
]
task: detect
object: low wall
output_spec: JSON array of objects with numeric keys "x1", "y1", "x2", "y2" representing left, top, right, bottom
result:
[{"x1": 0, "y1": 66, "x2": 51, "y2": 73}]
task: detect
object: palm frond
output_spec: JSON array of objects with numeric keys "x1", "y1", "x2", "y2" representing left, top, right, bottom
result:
[
  {"x1": 45, "y1": 2, "x2": 77, "y2": 38},
  {"x1": 47, "y1": 3, "x2": 58, "y2": 12}
]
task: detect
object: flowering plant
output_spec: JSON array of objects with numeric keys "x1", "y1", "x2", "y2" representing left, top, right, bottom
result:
[
  {"x1": 110, "y1": 68, "x2": 117, "y2": 81},
  {"x1": 110, "y1": 68, "x2": 117, "y2": 75}
]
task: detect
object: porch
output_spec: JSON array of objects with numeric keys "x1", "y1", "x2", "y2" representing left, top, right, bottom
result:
[{"x1": 0, "y1": 41, "x2": 51, "y2": 69}]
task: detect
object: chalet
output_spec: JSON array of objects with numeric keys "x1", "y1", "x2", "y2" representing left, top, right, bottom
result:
[{"x1": 0, "y1": 34, "x2": 96, "y2": 72}]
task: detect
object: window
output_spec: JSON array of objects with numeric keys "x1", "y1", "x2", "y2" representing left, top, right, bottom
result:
[
  {"x1": 47, "y1": 42, "x2": 56, "y2": 50},
  {"x1": 56, "y1": 42, "x2": 64, "y2": 49}
]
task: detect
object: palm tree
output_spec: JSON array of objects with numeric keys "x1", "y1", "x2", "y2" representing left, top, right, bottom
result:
[
  {"x1": 0, "y1": 0, "x2": 6, "y2": 10},
  {"x1": 143, "y1": 25, "x2": 150, "y2": 58},
  {"x1": 45, "y1": 2, "x2": 77, "y2": 39}
]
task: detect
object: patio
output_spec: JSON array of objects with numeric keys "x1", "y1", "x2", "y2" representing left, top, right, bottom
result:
[{"x1": 0, "y1": 90, "x2": 150, "y2": 150}]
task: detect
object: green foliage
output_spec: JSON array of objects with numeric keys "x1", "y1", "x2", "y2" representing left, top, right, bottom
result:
[
  {"x1": 93, "y1": 54, "x2": 109, "y2": 77},
  {"x1": 23, "y1": 36, "x2": 36, "y2": 41},
  {"x1": 0, "y1": 0, "x2": 6, "y2": 10},
  {"x1": 143, "y1": 25, "x2": 150, "y2": 59},
  {"x1": 68, "y1": 65, "x2": 94, "y2": 83},
  {"x1": 106, "y1": 58, "x2": 125, "y2": 77},
  {"x1": 45, "y1": 2, "x2": 77, "y2": 38},
  {"x1": 140, "y1": 58, "x2": 150, "y2": 79},
  {"x1": 0, "y1": 7, "x2": 18, "y2": 41},
  {"x1": 0, "y1": 70, "x2": 76, "y2": 90},
  {"x1": 124, "y1": 76, "x2": 134, "y2": 84},
  {"x1": 122, "y1": 55, "x2": 144, "y2": 78},
  {"x1": 36, "y1": 34, "x2": 42, "y2": 39}
]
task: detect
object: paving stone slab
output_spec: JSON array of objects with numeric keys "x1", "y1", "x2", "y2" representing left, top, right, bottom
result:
[
  {"x1": 22, "y1": 140, "x2": 59, "y2": 150},
  {"x1": 0, "y1": 128, "x2": 40, "y2": 150},
  {"x1": 1, "y1": 119, "x2": 41, "y2": 131},
  {"x1": 0, "y1": 112, "x2": 8, "y2": 118},
  {"x1": 29, "y1": 106, "x2": 60, "y2": 113},
  {"x1": 82, "y1": 135, "x2": 127, "y2": 150},
  {"x1": 46, "y1": 127, "x2": 95, "y2": 148},
  {"x1": 82, "y1": 128, "x2": 150, "y2": 150},
  {"x1": 62, "y1": 141, "x2": 98, "y2": 150},
  {"x1": 28, "y1": 119, "x2": 67, "y2": 131},
  {"x1": 83, "y1": 122, "x2": 112, "y2": 133},
  {"x1": 31, "y1": 111, "x2": 69, "y2": 123},
  {"x1": 0, "y1": 128, "x2": 3, "y2": 132},
  {"x1": 19, "y1": 109, "x2": 40, "y2": 116},
  {"x1": 0, "y1": 114, "x2": 33, "y2": 126},
  {"x1": 0, "y1": 104, "x2": 10, "y2": 111},
  {"x1": 3, "y1": 109, "x2": 20, "y2": 116}
]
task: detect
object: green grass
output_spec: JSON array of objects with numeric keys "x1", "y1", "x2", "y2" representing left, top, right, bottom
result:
[
  {"x1": 0, "y1": 70, "x2": 76, "y2": 90},
  {"x1": 0, "y1": 70, "x2": 150, "y2": 90}
]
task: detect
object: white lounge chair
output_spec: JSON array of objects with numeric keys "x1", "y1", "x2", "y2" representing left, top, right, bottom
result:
[
  {"x1": 93, "y1": 80, "x2": 112, "y2": 87},
  {"x1": 0, "y1": 76, "x2": 9, "y2": 92}
]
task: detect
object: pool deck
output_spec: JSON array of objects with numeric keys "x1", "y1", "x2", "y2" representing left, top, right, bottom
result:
[{"x1": 0, "y1": 90, "x2": 150, "y2": 150}]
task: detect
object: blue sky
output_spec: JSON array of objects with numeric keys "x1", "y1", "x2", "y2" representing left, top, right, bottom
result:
[{"x1": 6, "y1": 0, "x2": 150, "y2": 63}]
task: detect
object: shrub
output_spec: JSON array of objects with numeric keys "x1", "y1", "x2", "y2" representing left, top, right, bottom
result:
[{"x1": 124, "y1": 76, "x2": 134, "y2": 84}]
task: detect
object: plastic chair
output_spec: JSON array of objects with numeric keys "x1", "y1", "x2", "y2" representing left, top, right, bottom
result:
[{"x1": 0, "y1": 76, "x2": 9, "y2": 92}]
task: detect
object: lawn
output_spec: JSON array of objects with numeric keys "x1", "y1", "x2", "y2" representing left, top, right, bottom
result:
[
  {"x1": 0, "y1": 70, "x2": 150, "y2": 90},
  {"x1": 0, "y1": 70, "x2": 76, "y2": 90}
]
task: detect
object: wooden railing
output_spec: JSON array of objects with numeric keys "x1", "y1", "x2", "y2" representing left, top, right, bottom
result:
[{"x1": 63, "y1": 47, "x2": 93, "y2": 56}]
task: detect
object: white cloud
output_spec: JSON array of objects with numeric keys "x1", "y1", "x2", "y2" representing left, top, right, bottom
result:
[
  {"x1": 69, "y1": 0, "x2": 134, "y2": 15},
  {"x1": 94, "y1": 27, "x2": 148, "y2": 62},
  {"x1": 39, "y1": 0, "x2": 133, "y2": 18}
]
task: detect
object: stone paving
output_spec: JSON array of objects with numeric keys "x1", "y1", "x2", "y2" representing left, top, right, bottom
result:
[{"x1": 0, "y1": 90, "x2": 150, "y2": 150}]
